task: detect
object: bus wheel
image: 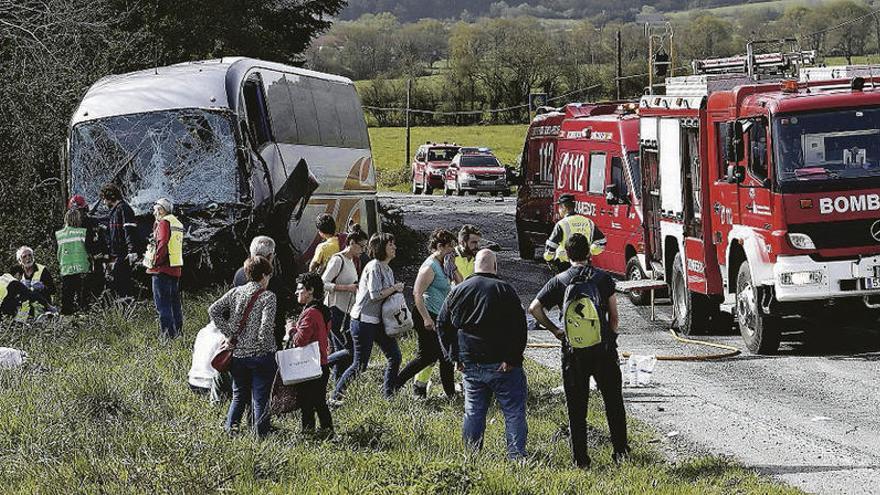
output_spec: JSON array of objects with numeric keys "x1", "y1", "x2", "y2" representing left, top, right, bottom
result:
[
  {"x1": 517, "y1": 233, "x2": 534, "y2": 260},
  {"x1": 411, "y1": 176, "x2": 421, "y2": 195},
  {"x1": 736, "y1": 261, "x2": 781, "y2": 354},
  {"x1": 626, "y1": 257, "x2": 648, "y2": 306},
  {"x1": 671, "y1": 252, "x2": 711, "y2": 336}
]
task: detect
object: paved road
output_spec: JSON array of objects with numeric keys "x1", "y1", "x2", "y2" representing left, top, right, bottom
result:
[{"x1": 381, "y1": 191, "x2": 880, "y2": 495}]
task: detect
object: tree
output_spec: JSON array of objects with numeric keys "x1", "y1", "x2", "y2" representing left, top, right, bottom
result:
[
  {"x1": 677, "y1": 14, "x2": 736, "y2": 61},
  {"x1": 822, "y1": 0, "x2": 872, "y2": 64}
]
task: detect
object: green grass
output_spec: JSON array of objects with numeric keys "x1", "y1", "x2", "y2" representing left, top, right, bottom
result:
[
  {"x1": 369, "y1": 124, "x2": 529, "y2": 190},
  {"x1": 0, "y1": 292, "x2": 802, "y2": 493},
  {"x1": 665, "y1": 0, "x2": 832, "y2": 20}
]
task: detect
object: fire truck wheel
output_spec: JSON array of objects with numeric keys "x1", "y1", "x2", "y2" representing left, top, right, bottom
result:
[
  {"x1": 671, "y1": 252, "x2": 711, "y2": 336},
  {"x1": 736, "y1": 261, "x2": 781, "y2": 354},
  {"x1": 445, "y1": 186, "x2": 452, "y2": 196},
  {"x1": 517, "y1": 234, "x2": 534, "y2": 260},
  {"x1": 626, "y1": 257, "x2": 648, "y2": 306},
  {"x1": 411, "y1": 176, "x2": 422, "y2": 195},
  {"x1": 456, "y1": 185, "x2": 464, "y2": 196},
  {"x1": 424, "y1": 185, "x2": 433, "y2": 195}
]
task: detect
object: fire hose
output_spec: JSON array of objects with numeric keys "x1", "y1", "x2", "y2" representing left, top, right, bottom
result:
[{"x1": 527, "y1": 327, "x2": 741, "y2": 361}]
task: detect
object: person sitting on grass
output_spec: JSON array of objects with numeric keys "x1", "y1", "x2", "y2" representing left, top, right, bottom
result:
[
  {"x1": 287, "y1": 272, "x2": 334, "y2": 435},
  {"x1": 12, "y1": 246, "x2": 56, "y2": 319}
]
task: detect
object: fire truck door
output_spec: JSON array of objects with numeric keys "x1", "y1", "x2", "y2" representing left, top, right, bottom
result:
[
  {"x1": 641, "y1": 147, "x2": 662, "y2": 263},
  {"x1": 711, "y1": 120, "x2": 742, "y2": 267},
  {"x1": 739, "y1": 119, "x2": 774, "y2": 229}
]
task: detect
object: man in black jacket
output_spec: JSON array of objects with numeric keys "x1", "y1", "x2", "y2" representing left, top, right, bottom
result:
[
  {"x1": 437, "y1": 249, "x2": 528, "y2": 459},
  {"x1": 100, "y1": 183, "x2": 141, "y2": 298}
]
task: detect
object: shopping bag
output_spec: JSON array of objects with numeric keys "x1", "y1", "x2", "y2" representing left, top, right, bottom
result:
[
  {"x1": 382, "y1": 292, "x2": 413, "y2": 337},
  {"x1": 188, "y1": 322, "x2": 225, "y2": 389},
  {"x1": 276, "y1": 341, "x2": 322, "y2": 385},
  {"x1": 270, "y1": 371, "x2": 300, "y2": 415}
]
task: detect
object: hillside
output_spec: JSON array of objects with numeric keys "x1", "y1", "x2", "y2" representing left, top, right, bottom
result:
[{"x1": 339, "y1": 0, "x2": 813, "y2": 22}]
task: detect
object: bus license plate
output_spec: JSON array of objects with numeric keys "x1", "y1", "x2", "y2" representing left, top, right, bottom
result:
[{"x1": 864, "y1": 277, "x2": 880, "y2": 289}]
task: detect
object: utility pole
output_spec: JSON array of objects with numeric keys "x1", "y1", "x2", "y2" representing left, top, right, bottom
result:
[
  {"x1": 405, "y1": 78, "x2": 412, "y2": 171},
  {"x1": 616, "y1": 29, "x2": 622, "y2": 100}
]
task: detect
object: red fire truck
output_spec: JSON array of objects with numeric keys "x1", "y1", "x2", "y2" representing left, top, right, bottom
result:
[
  {"x1": 411, "y1": 142, "x2": 461, "y2": 195},
  {"x1": 516, "y1": 102, "x2": 651, "y2": 303},
  {"x1": 639, "y1": 55, "x2": 880, "y2": 353}
]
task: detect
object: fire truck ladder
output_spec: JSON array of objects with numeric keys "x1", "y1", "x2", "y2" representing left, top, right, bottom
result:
[
  {"x1": 692, "y1": 39, "x2": 816, "y2": 79},
  {"x1": 646, "y1": 22, "x2": 674, "y2": 95}
]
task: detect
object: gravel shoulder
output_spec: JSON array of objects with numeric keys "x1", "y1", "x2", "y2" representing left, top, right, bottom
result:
[{"x1": 382, "y1": 191, "x2": 880, "y2": 495}]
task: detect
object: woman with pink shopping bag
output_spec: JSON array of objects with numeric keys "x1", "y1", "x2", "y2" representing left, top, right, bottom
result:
[{"x1": 286, "y1": 272, "x2": 333, "y2": 435}]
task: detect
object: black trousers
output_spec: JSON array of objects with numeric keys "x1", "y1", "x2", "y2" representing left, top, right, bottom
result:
[
  {"x1": 0, "y1": 281, "x2": 52, "y2": 317},
  {"x1": 396, "y1": 310, "x2": 455, "y2": 397},
  {"x1": 296, "y1": 365, "x2": 332, "y2": 431},
  {"x1": 61, "y1": 274, "x2": 87, "y2": 315},
  {"x1": 562, "y1": 346, "x2": 628, "y2": 467}
]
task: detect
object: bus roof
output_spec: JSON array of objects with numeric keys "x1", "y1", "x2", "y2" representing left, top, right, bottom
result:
[{"x1": 70, "y1": 57, "x2": 354, "y2": 126}]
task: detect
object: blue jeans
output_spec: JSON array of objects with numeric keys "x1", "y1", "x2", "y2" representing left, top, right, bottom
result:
[
  {"x1": 226, "y1": 353, "x2": 277, "y2": 437},
  {"x1": 333, "y1": 318, "x2": 401, "y2": 400},
  {"x1": 462, "y1": 362, "x2": 528, "y2": 459},
  {"x1": 329, "y1": 306, "x2": 353, "y2": 381},
  {"x1": 152, "y1": 274, "x2": 183, "y2": 339}
]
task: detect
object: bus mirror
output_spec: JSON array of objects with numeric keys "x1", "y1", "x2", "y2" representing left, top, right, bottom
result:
[
  {"x1": 725, "y1": 121, "x2": 744, "y2": 162},
  {"x1": 727, "y1": 164, "x2": 745, "y2": 184}
]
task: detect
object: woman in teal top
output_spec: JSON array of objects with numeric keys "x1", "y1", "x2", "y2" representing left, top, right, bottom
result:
[{"x1": 395, "y1": 229, "x2": 457, "y2": 398}]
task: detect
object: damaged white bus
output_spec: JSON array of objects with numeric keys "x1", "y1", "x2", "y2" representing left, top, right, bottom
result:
[{"x1": 64, "y1": 58, "x2": 379, "y2": 281}]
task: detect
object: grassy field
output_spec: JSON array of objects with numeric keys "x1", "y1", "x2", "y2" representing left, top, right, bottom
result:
[
  {"x1": 368, "y1": 124, "x2": 529, "y2": 190},
  {"x1": 0, "y1": 292, "x2": 803, "y2": 493}
]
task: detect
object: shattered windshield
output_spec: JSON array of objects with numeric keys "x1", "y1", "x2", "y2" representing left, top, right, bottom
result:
[
  {"x1": 774, "y1": 108, "x2": 880, "y2": 183},
  {"x1": 70, "y1": 109, "x2": 240, "y2": 213}
]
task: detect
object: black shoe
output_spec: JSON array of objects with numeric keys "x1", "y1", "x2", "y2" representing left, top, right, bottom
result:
[
  {"x1": 413, "y1": 382, "x2": 427, "y2": 399},
  {"x1": 612, "y1": 449, "x2": 630, "y2": 464},
  {"x1": 576, "y1": 458, "x2": 592, "y2": 470}
]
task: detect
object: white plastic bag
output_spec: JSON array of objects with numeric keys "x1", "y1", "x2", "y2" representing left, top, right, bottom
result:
[
  {"x1": 382, "y1": 292, "x2": 413, "y2": 337},
  {"x1": 0, "y1": 347, "x2": 27, "y2": 369},
  {"x1": 188, "y1": 322, "x2": 225, "y2": 389},
  {"x1": 623, "y1": 354, "x2": 657, "y2": 387},
  {"x1": 276, "y1": 341, "x2": 322, "y2": 385}
]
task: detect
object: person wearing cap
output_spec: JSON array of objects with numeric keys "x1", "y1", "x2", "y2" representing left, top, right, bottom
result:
[
  {"x1": 11, "y1": 246, "x2": 57, "y2": 319},
  {"x1": 55, "y1": 207, "x2": 92, "y2": 314},
  {"x1": 100, "y1": 183, "x2": 142, "y2": 298},
  {"x1": 146, "y1": 198, "x2": 184, "y2": 339},
  {"x1": 543, "y1": 194, "x2": 606, "y2": 274}
]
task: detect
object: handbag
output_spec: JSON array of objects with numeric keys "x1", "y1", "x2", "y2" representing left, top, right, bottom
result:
[
  {"x1": 211, "y1": 288, "x2": 266, "y2": 373},
  {"x1": 382, "y1": 292, "x2": 413, "y2": 337},
  {"x1": 276, "y1": 341, "x2": 322, "y2": 385}
]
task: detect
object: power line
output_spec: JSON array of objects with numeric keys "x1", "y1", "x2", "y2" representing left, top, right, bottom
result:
[{"x1": 805, "y1": 7, "x2": 880, "y2": 39}]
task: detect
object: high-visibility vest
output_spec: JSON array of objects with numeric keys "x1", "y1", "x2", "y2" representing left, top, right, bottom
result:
[
  {"x1": 18, "y1": 264, "x2": 46, "y2": 320},
  {"x1": 55, "y1": 226, "x2": 90, "y2": 276},
  {"x1": 452, "y1": 247, "x2": 475, "y2": 281},
  {"x1": 164, "y1": 214, "x2": 184, "y2": 267},
  {"x1": 544, "y1": 214, "x2": 604, "y2": 263}
]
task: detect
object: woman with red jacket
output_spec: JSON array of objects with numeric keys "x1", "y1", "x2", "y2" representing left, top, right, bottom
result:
[{"x1": 288, "y1": 271, "x2": 333, "y2": 434}]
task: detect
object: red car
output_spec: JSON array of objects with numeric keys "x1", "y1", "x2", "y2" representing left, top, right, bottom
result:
[
  {"x1": 411, "y1": 143, "x2": 460, "y2": 195},
  {"x1": 444, "y1": 148, "x2": 511, "y2": 196}
]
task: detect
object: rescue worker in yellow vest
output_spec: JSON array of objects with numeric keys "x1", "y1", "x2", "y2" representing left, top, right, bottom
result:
[
  {"x1": 0, "y1": 273, "x2": 54, "y2": 319},
  {"x1": 543, "y1": 194, "x2": 606, "y2": 274},
  {"x1": 146, "y1": 198, "x2": 184, "y2": 339},
  {"x1": 56, "y1": 208, "x2": 93, "y2": 314},
  {"x1": 12, "y1": 246, "x2": 57, "y2": 320}
]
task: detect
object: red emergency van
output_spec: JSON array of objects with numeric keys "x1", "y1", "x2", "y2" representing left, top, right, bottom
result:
[{"x1": 552, "y1": 104, "x2": 649, "y2": 292}]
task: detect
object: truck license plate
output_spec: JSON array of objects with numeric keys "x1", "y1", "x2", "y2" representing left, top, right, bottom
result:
[{"x1": 864, "y1": 277, "x2": 880, "y2": 289}]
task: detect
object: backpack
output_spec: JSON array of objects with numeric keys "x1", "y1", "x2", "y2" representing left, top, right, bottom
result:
[{"x1": 562, "y1": 266, "x2": 605, "y2": 349}]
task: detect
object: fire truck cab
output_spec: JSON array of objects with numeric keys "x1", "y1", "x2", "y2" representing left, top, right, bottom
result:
[{"x1": 640, "y1": 59, "x2": 880, "y2": 353}]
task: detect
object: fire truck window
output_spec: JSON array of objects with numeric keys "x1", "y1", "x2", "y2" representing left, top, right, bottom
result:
[
  {"x1": 243, "y1": 76, "x2": 272, "y2": 148},
  {"x1": 611, "y1": 156, "x2": 630, "y2": 199},
  {"x1": 683, "y1": 127, "x2": 702, "y2": 222},
  {"x1": 749, "y1": 121, "x2": 769, "y2": 181},
  {"x1": 627, "y1": 151, "x2": 642, "y2": 199},
  {"x1": 588, "y1": 152, "x2": 606, "y2": 194},
  {"x1": 716, "y1": 122, "x2": 730, "y2": 178}
]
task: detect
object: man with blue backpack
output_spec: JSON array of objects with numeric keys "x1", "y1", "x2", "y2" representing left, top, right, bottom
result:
[{"x1": 529, "y1": 233, "x2": 629, "y2": 468}]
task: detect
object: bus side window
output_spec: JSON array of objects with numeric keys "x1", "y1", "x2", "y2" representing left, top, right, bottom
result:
[{"x1": 243, "y1": 74, "x2": 273, "y2": 148}]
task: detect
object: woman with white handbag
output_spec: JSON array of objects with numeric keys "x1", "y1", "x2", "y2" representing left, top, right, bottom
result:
[
  {"x1": 287, "y1": 272, "x2": 333, "y2": 434},
  {"x1": 332, "y1": 233, "x2": 404, "y2": 402}
]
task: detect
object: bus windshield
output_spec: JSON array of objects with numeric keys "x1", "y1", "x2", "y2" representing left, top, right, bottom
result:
[
  {"x1": 773, "y1": 107, "x2": 880, "y2": 183},
  {"x1": 69, "y1": 109, "x2": 240, "y2": 213}
]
